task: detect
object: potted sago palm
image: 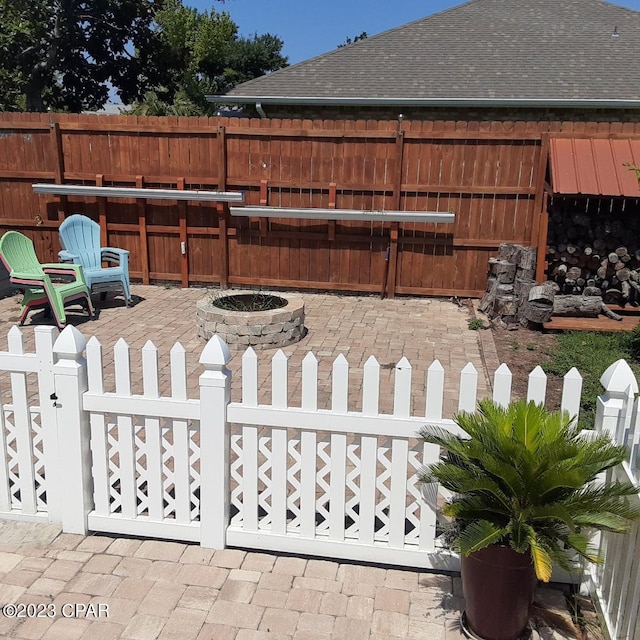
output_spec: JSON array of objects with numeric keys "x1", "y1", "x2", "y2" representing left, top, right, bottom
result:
[{"x1": 419, "y1": 398, "x2": 640, "y2": 640}]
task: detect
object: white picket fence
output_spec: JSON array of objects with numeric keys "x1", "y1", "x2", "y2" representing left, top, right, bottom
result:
[
  {"x1": 0, "y1": 324, "x2": 638, "y2": 637},
  {"x1": 587, "y1": 360, "x2": 640, "y2": 640}
]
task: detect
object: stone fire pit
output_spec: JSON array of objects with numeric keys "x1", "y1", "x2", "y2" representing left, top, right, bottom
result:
[{"x1": 196, "y1": 292, "x2": 305, "y2": 349}]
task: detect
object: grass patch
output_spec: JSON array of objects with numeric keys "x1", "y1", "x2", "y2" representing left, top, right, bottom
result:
[
  {"x1": 543, "y1": 329, "x2": 640, "y2": 428},
  {"x1": 468, "y1": 318, "x2": 485, "y2": 330}
]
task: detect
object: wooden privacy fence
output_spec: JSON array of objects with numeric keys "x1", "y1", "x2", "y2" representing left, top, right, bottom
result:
[{"x1": 0, "y1": 112, "x2": 561, "y2": 297}]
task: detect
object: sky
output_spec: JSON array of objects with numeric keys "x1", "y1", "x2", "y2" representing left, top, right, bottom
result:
[{"x1": 188, "y1": 0, "x2": 640, "y2": 65}]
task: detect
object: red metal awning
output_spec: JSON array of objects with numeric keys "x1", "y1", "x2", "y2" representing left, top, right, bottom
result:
[{"x1": 549, "y1": 138, "x2": 640, "y2": 197}]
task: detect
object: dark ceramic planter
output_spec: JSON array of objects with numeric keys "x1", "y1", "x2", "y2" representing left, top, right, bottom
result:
[{"x1": 461, "y1": 545, "x2": 537, "y2": 640}]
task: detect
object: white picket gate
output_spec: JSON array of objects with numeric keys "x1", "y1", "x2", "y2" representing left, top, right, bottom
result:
[{"x1": 0, "y1": 326, "x2": 61, "y2": 523}]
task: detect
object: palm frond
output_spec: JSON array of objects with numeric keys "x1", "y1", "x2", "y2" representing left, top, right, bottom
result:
[
  {"x1": 458, "y1": 520, "x2": 508, "y2": 555},
  {"x1": 528, "y1": 531, "x2": 554, "y2": 582}
]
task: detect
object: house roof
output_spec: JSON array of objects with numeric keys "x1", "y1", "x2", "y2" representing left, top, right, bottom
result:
[{"x1": 213, "y1": 0, "x2": 640, "y2": 107}]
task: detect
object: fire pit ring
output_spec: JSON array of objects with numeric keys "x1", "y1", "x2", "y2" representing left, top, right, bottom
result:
[{"x1": 196, "y1": 292, "x2": 306, "y2": 350}]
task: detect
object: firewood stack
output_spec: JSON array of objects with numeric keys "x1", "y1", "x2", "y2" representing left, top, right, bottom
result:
[
  {"x1": 479, "y1": 243, "x2": 537, "y2": 325},
  {"x1": 480, "y1": 242, "x2": 624, "y2": 327},
  {"x1": 547, "y1": 210, "x2": 640, "y2": 306}
]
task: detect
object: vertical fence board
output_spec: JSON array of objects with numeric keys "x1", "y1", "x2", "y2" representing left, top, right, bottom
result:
[
  {"x1": 243, "y1": 425, "x2": 259, "y2": 531},
  {"x1": 302, "y1": 353, "x2": 318, "y2": 411},
  {"x1": 9, "y1": 350, "x2": 36, "y2": 514},
  {"x1": 492, "y1": 363, "x2": 512, "y2": 408},
  {"x1": 363, "y1": 356, "x2": 380, "y2": 417},
  {"x1": 358, "y1": 436, "x2": 378, "y2": 545},
  {"x1": 89, "y1": 413, "x2": 109, "y2": 515},
  {"x1": 173, "y1": 419, "x2": 191, "y2": 524},
  {"x1": 329, "y1": 433, "x2": 347, "y2": 541},
  {"x1": 561, "y1": 367, "x2": 583, "y2": 420},
  {"x1": 394, "y1": 357, "x2": 412, "y2": 417},
  {"x1": 526, "y1": 366, "x2": 547, "y2": 405},
  {"x1": 458, "y1": 363, "x2": 478, "y2": 413},
  {"x1": 0, "y1": 385, "x2": 11, "y2": 511},
  {"x1": 271, "y1": 428, "x2": 288, "y2": 535},
  {"x1": 300, "y1": 431, "x2": 317, "y2": 538},
  {"x1": 117, "y1": 415, "x2": 136, "y2": 519},
  {"x1": 425, "y1": 360, "x2": 445, "y2": 421},
  {"x1": 389, "y1": 440, "x2": 409, "y2": 547},
  {"x1": 145, "y1": 417, "x2": 164, "y2": 521},
  {"x1": 332, "y1": 355, "x2": 349, "y2": 414}
]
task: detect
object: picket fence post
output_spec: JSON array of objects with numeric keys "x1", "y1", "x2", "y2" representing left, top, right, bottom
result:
[
  {"x1": 199, "y1": 335, "x2": 232, "y2": 548},
  {"x1": 595, "y1": 359, "x2": 638, "y2": 444},
  {"x1": 52, "y1": 325, "x2": 93, "y2": 534}
]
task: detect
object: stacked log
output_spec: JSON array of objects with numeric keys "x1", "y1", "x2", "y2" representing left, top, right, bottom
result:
[
  {"x1": 480, "y1": 244, "x2": 538, "y2": 324},
  {"x1": 480, "y1": 243, "x2": 623, "y2": 325},
  {"x1": 547, "y1": 208, "x2": 640, "y2": 306}
]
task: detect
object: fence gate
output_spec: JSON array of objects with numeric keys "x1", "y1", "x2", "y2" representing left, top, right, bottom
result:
[{"x1": 0, "y1": 326, "x2": 62, "y2": 523}]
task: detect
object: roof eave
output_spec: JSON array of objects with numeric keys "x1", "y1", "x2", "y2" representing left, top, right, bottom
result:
[{"x1": 207, "y1": 95, "x2": 640, "y2": 109}]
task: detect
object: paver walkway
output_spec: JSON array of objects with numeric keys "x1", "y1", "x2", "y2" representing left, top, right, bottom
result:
[{"x1": 0, "y1": 520, "x2": 469, "y2": 640}]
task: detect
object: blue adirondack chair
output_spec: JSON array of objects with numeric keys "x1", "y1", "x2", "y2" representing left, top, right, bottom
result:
[{"x1": 58, "y1": 214, "x2": 132, "y2": 306}]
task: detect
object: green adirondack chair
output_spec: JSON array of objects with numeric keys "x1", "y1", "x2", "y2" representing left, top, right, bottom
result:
[{"x1": 0, "y1": 231, "x2": 95, "y2": 329}]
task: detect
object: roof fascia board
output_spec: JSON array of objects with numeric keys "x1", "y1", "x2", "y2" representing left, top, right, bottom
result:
[{"x1": 207, "y1": 95, "x2": 640, "y2": 109}]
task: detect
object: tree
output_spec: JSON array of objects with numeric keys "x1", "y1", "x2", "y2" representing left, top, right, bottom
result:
[
  {"x1": 0, "y1": 0, "x2": 160, "y2": 112},
  {"x1": 128, "y1": 0, "x2": 288, "y2": 116},
  {"x1": 338, "y1": 31, "x2": 368, "y2": 48}
]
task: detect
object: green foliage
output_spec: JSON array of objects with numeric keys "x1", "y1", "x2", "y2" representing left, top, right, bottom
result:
[
  {"x1": 543, "y1": 331, "x2": 640, "y2": 428},
  {"x1": 467, "y1": 318, "x2": 485, "y2": 330},
  {"x1": 0, "y1": 0, "x2": 159, "y2": 112},
  {"x1": 420, "y1": 399, "x2": 640, "y2": 582},
  {"x1": 623, "y1": 162, "x2": 640, "y2": 185},
  {"x1": 128, "y1": 0, "x2": 288, "y2": 116},
  {"x1": 629, "y1": 324, "x2": 640, "y2": 362},
  {"x1": 338, "y1": 31, "x2": 368, "y2": 48},
  {"x1": 0, "y1": 0, "x2": 287, "y2": 114}
]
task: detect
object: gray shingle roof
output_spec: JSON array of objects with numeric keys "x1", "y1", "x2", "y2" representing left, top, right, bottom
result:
[{"x1": 223, "y1": 0, "x2": 640, "y2": 102}]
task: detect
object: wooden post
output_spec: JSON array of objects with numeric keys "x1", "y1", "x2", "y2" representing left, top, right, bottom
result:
[
  {"x1": 136, "y1": 175, "x2": 150, "y2": 285},
  {"x1": 386, "y1": 222, "x2": 400, "y2": 298},
  {"x1": 218, "y1": 125, "x2": 227, "y2": 190},
  {"x1": 535, "y1": 192, "x2": 550, "y2": 283},
  {"x1": 259, "y1": 179, "x2": 268, "y2": 237},
  {"x1": 218, "y1": 202, "x2": 229, "y2": 289},
  {"x1": 177, "y1": 178, "x2": 189, "y2": 288},
  {"x1": 531, "y1": 134, "x2": 550, "y2": 245},
  {"x1": 385, "y1": 129, "x2": 405, "y2": 298},
  {"x1": 49, "y1": 121, "x2": 67, "y2": 221},
  {"x1": 217, "y1": 126, "x2": 230, "y2": 288},
  {"x1": 392, "y1": 130, "x2": 405, "y2": 210},
  {"x1": 328, "y1": 182, "x2": 337, "y2": 241},
  {"x1": 95, "y1": 174, "x2": 108, "y2": 247}
]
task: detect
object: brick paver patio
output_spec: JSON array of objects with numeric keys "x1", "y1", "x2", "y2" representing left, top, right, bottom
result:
[
  {"x1": 0, "y1": 520, "x2": 471, "y2": 640},
  {"x1": 0, "y1": 285, "x2": 491, "y2": 416}
]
